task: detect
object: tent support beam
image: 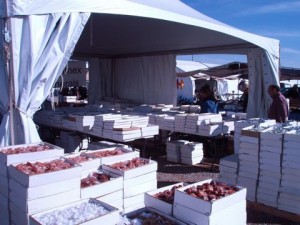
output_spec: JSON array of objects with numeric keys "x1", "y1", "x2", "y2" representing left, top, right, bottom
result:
[{"x1": 73, "y1": 43, "x2": 258, "y2": 59}]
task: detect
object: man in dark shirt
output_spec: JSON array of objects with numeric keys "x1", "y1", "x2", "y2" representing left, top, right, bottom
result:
[{"x1": 267, "y1": 84, "x2": 289, "y2": 123}]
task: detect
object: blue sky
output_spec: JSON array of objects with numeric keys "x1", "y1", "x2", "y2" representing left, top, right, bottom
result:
[{"x1": 179, "y1": 0, "x2": 300, "y2": 68}]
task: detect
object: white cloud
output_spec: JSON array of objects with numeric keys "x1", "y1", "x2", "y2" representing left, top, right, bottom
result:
[
  {"x1": 281, "y1": 48, "x2": 300, "y2": 54},
  {"x1": 238, "y1": 1, "x2": 300, "y2": 15}
]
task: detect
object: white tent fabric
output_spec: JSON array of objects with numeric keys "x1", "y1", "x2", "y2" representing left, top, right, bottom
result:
[
  {"x1": 88, "y1": 58, "x2": 113, "y2": 104},
  {"x1": 114, "y1": 55, "x2": 177, "y2": 105},
  {"x1": 0, "y1": 12, "x2": 89, "y2": 146},
  {"x1": 0, "y1": 0, "x2": 280, "y2": 146},
  {"x1": 247, "y1": 48, "x2": 279, "y2": 118}
]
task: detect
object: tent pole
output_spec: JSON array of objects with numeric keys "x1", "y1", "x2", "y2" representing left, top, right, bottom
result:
[{"x1": 4, "y1": 18, "x2": 15, "y2": 145}]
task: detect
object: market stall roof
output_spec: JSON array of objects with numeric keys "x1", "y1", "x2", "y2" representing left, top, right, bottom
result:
[
  {"x1": 1, "y1": 0, "x2": 279, "y2": 58},
  {"x1": 191, "y1": 61, "x2": 300, "y2": 80}
]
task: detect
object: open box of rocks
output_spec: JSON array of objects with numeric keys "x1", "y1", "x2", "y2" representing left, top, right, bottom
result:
[
  {"x1": 80, "y1": 170, "x2": 123, "y2": 199},
  {"x1": 29, "y1": 198, "x2": 119, "y2": 225},
  {"x1": 145, "y1": 182, "x2": 184, "y2": 216},
  {"x1": 173, "y1": 179, "x2": 247, "y2": 225}
]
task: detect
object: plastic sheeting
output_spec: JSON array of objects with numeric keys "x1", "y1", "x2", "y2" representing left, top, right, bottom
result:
[
  {"x1": 0, "y1": 12, "x2": 89, "y2": 146},
  {"x1": 114, "y1": 55, "x2": 177, "y2": 105}
]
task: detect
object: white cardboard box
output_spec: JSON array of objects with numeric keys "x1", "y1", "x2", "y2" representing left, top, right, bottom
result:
[
  {"x1": 65, "y1": 153, "x2": 101, "y2": 173},
  {"x1": 174, "y1": 179, "x2": 246, "y2": 215},
  {"x1": 0, "y1": 142, "x2": 64, "y2": 165},
  {"x1": 102, "y1": 158, "x2": 157, "y2": 180},
  {"x1": 124, "y1": 193, "x2": 145, "y2": 208},
  {"x1": 173, "y1": 200, "x2": 246, "y2": 225},
  {"x1": 10, "y1": 187, "x2": 80, "y2": 214},
  {"x1": 29, "y1": 199, "x2": 120, "y2": 225},
  {"x1": 124, "y1": 179, "x2": 157, "y2": 198},
  {"x1": 123, "y1": 172, "x2": 156, "y2": 189},
  {"x1": 9, "y1": 177, "x2": 80, "y2": 200},
  {"x1": 81, "y1": 172, "x2": 123, "y2": 199},
  {"x1": 8, "y1": 162, "x2": 81, "y2": 187},
  {"x1": 144, "y1": 182, "x2": 184, "y2": 216}
]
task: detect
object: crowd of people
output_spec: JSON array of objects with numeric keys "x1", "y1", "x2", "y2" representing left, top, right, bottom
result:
[{"x1": 193, "y1": 82, "x2": 292, "y2": 124}]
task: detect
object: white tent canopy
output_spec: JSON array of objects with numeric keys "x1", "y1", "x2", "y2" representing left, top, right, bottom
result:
[{"x1": 0, "y1": 0, "x2": 280, "y2": 146}]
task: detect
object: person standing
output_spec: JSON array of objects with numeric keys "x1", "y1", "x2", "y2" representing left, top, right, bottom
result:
[
  {"x1": 198, "y1": 84, "x2": 218, "y2": 113},
  {"x1": 267, "y1": 84, "x2": 289, "y2": 123}
]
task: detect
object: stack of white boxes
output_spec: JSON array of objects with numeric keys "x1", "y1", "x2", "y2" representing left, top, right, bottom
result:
[
  {"x1": 112, "y1": 127, "x2": 142, "y2": 142},
  {"x1": 174, "y1": 114, "x2": 187, "y2": 133},
  {"x1": 102, "y1": 158, "x2": 157, "y2": 213},
  {"x1": 257, "y1": 126, "x2": 283, "y2": 208},
  {"x1": 103, "y1": 118, "x2": 132, "y2": 140},
  {"x1": 166, "y1": 140, "x2": 188, "y2": 163},
  {"x1": 160, "y1": 116, "x2": 175, "y2": 131},
  {"x1": 237, "y1": 126, "x2": 261, "y2": 201},
  {"x1": 197, "y1": 122, "x2": 223, "y2": 137},
  {"x1": 278, "y1": 128, "x2": 300, "y2": 214},
  {"x1": 173, "y1": 179, "x2": 247, "y2": 225},
  {"x1": 140, "y1": 125, "x2": 159, "y2": 138},
  {"x1": 219, "y1": 154, "x2": 239, "y2": 185},
  {"x1": 180, "y1": 142, "x2": 203, "y2": 165},
  {"x1": 75, "y1": 113, "x2": 96, "y2": 132},
  {"x1": 0, "y1": 143, "x2": 64, "y2": 225},
  {"x1": 130, "y1": 115, "x2": 149, "y2": 128},
  {"x1": 92, "y1": 114, "x2": 122, "y2": 137},
  {"x1": 55, "y1": 131, "x2": 87, "y2": 153},
  {"x1": 234, "y1": 119, "x2": 276, "y2": 154},
  {"x1": 185, "y1": 114, "x2": 200, "y2": 134},
  {"x1": 154, "y1": 114, "x2": 167, "y2": 128}
]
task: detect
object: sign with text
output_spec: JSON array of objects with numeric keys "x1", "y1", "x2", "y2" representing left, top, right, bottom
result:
[{"x1": 54, "y1": 60, "x2": 87, "y2": 88}]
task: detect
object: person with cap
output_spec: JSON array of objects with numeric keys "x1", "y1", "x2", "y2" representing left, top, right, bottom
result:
[{"x1": 267, "y1": 84, "x2": 289, "y2": 123}]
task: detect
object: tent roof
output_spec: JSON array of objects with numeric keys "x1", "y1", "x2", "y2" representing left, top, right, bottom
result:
[
  {"x1": 2, "y1": 0, "x2": 280, "y2": 58},
  {"x1": 188, "y1": 61, "x2": 300, "y2": 80}
]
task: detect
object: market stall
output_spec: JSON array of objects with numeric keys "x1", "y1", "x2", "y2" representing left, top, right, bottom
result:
[{"x1": 0, "y1": 0, "x2": 279, "y2": 147}]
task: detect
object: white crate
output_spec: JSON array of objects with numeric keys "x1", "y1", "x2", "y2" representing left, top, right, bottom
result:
[
  {"x1": 123, "y1": 172, "x2": 156, "y2": 189},
  {"x1": 8, "y1": 162, "x2": 81, "y2": 187},
  {"x1": 29, "y1": 199, "x2": 120, "y2": 225},
  {"x1": 174, "y1": 179, "x2": 246, "y2": 216},
  {"x1": 64, "y1": 153, "x2": 101, "y2": 173},
  {"x1": 9, "y1": 177, "x2": 80, "y2": 201},
  {"x1": 0, "y1": 142, "x2": 64, "y2": 165},
  {"x1": 173, "y1": 200, "x2": 246, "y2": 225},
  {"x1": 97, "y1": 190, "x2": 123, "y2": 210},
  {"x1": 124, "y1": 179, "x2": 157, "y2": 198},
  {"x1": 102, "y1": 158, "x2": 157, "y2": 180},
  {"x1": 10, "y1": 188, "x2": 80, "y2": 214},
  {"x1": 124, "y1": 193, "x2": 145, "y2": 208},
  {"x1": 220, "y1": 154, "x2": 239, "y2": 168},
  {"x1": 0, "y1": 164, "x2": 7, "y2": 176},
  {"x1": 144, "y1": 182, "x2": 184, "y2": 216},
  {"x1": 81, "y1": 172, "x2": 123, "y2": 199},
  {"x1": 84, "y1": 148, "x2": 139, "y2": 166}
]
